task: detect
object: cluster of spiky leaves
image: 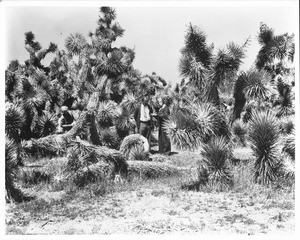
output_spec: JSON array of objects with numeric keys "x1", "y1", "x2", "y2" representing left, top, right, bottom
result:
[
  {"x1": 282, "y1": 132, "x2": 295, "y2": 160},
  {"x1": 231, "y1": 119, "x2": 247, "y2": 147},
  {"x1": 179, "y1": 24, "x2": 248, "y2": 106},
  {"x1": 163, "y1": 102, "x2": 230, "y2": 150},
  {"x1": 179, "y1": 24, "x2": 212, "y2": 93},
  {"x1": 278, "y1": 116, "x2": 294, "y2": 135},
  {"x1": 201, "y1": 137, "x2": 233, "y2": 189},
  {"x1": 119, "y1": 134, "x2": 149, "y2": 159},
  {"x1": 256, "y1": 23, "x2": 295, "y2": 72},
  {"x1": 129, "y1": 146, "x2": 150, "y2": 161},
  {"x1": 5, "y1": 103, "x2": 24, "y2": 143},
  {"x1": 5, "y1": 137, "x2": 34, "y2": 203},
  {"x1": 249, "y1": 110, "x2": 280, "y2": 185},
  {"x1": 99, "y1": 127, "x2": 120, "y2": 149}
]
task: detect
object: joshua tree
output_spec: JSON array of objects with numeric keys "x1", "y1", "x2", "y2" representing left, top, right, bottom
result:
[
  {"x1": 256, "y1": 22, "x2": 295, "y2": 77},
  {"x1": 178, "y1": 23, "x2": 249, "y2": 106}
]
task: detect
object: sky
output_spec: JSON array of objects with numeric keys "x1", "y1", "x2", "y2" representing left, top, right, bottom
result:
[{"x1": 3, "y1": 1, "x2": 299, "y2": 85}]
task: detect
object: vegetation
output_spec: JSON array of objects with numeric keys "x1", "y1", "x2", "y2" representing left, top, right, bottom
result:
[{"x1": 5, "y1": 6, "x2": 295, "y2": 235}]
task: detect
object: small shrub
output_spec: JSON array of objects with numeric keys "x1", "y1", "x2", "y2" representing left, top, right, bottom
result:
[
  {"x1": 278, "y1": 117, "x2": 294, "y2": 135},
  {"x1": 99, "y1": 127, "x2": 120, "y2": 149},
  {"x1": 282, "y1": 133, "x2": 295, "y2": 160},
  {"x1": 249, "y1": 110, "x2": 280, "y2": 185},
  {"x1": 201, "y1": 136, "x2": 233, "y2": 190},
  {"x1": 119, "y1": 134, "x2": 149, "y2": 159},
  {"x1": 231, "y1": 119, "x2": 247, "y2": 146}
]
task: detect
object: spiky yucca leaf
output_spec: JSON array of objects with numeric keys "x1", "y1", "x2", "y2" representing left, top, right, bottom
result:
[
  {"x1": 97, "y1": 100, "x2": 121, "y2": 128},
  {"x1": 48, "y1": 42, "x2": 58, "y2": 53},
  {"x1": 163, "y1": 111, "x2": 200, "y2": 150},
  {"x1": 65, "y1": 33, "x2": 87, "y2": 56},
  {"x1": 119, "y1": 134, "x2": 149, "y2": 159},
  {"x1": 24, "y1": 31, "x2": 35, "y2": 44},
  {"x1": 201, "y1": 137, "x2": 233, "y2": 189},
  {"x1": 244, "y1": 70, "x2": 270, "y2": 100},
  {"x1": 130, "y1": 145, "x2": 149, "y2": 161},
  {"x1": 282, "y1": 133, "x2": 295, "y2": 160},
  {"x1": 278, "y1": 116, "x2": 294, "y2": 134},
  {"x1": 179, "y1": 54, "x2": 208, "y2": 91},
  {"x1": 249, "y1": 110, "x2": 280, "y2": 185},
  {"x1": 99, "y1": 127, "x2": 120, "y2": 149},
  {"x1": 120, "y1": 93, "x2": 137, "y2": 114},
  {"x1": 96, "y1": 50, "x2": 127, "y2": 77},
  {"x1": 115, "y1": 109, "x2": 135, "y2": 139},
  {"x1": 6, "y1": 137, "x2": 33, "y2": 202},
  {"x1": 5, "y1": 103, "x2": 24, "y2": 142},
  {"x1": 192, "y1": 103, "x2": 230, "y2": 142},
  {"x1": 7, "y1": 60, "x2": 19, "y2": 72},
  {"x1": 33, "y1": 112, "x2": 57, "y2": 138},
  {"x1": 231, "y1": 119, "x2": 247, "y2": 146}
]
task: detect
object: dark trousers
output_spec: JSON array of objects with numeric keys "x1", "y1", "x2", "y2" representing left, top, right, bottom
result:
[
  {"x1": 139, "y1": 122, "x2": 151, "y2": 146},
  {"x1": 158, "y1": 125, "x2": 171, "y2": 155}
]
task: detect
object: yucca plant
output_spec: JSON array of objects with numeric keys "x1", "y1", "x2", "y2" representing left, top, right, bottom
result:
[
  {"x1": 129, "y1": 145, "x2": 150, "y2": 161},
  {"x1": 256, "y1": 23, "x2": 295, "y2": 73},
  {"x1": 278, "y1": 116, "x2": 294, "y2": 134},
  {"x1": 164, "y1": 102, "x2": 230, "y2": 150},
  {"x1": 201, "y1": 136, "x2": 233, "y2": 190},
  {"x1": 5, "y1": 103, "x2": 24, "y2": 143},
  {"x1": 5, "y1": 137, "x2": 33, "y2": 202},
  {"x1": 32, "y1": 112, "x2": 57, "y2": 138},
  {"x1": 119, "y1": 134, "x2": 149, "y2": 159},
  {"x1": 249, "y1": 110, "x2": 280, "y2": 185},
  {"x1": 282, "y1": 132, "x2": 295, "y2": 160},
  {"x1": 96, "y1": 101, "x2": 121, "y2": 128},
  {"x1": 280, "y1": 155, "x2": 295, "y2": 183},
  {"x1": 99, "y1": 127, "x2": 120, "y2": 149},
  {"x1": 231, "y1": 119, "x2": 247, "y2": 146},
  {"x1": 114, "y1": 108, "x2": 136, "y2": 139},
  {"x1": 274, "y1": 80, "x2": 294, "y2": 117}
]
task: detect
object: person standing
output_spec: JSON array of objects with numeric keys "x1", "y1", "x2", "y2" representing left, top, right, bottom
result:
[
  {"x1": 134, "y1": 96, "x2": 153, "y2": 145},
  {"x1": 57, "y1": 106, "x2": 75, "y2": 133},
  {"x1": 157, "y1": 96, "x2": 172, "y2": 155}
]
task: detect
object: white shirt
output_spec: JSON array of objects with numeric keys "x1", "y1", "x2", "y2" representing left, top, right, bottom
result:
[{"x1": 140, "y1": 104, "x2": 151, "y2": 122}]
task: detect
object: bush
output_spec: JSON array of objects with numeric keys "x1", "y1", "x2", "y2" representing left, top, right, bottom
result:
[
  {"x1": 99, "y1": 127, "x2": 120, "y2": 149},
  {"x1": 278, "y1": 117, "x2": 294, "y2": 135},
  {"x1": 282, "y1": 133, "x2": 295, "y2": 160},
  {"x1": 231, "y1": 119, "x2": 247, "y2": 146},
  {"x1": 119, "y1": 134, "x2": 149, "y2": 159},
  {"x1": 249, "y1": 110, "x2": 280, "y2": 185},
  {"x1": 201, "y1": 136, "x2": 233, "y2": 190}
]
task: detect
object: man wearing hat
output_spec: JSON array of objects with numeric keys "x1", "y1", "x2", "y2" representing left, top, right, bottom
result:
[{"x1": 57, "y1": 106, "x2": 75, "y2": 133}]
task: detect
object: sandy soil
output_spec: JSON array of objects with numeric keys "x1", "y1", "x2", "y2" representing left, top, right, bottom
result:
[{"x1": 6, "y1": 184, "x2": 294, "y2": 235}]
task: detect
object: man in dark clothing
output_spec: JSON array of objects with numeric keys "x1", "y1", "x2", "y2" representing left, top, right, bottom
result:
[
  {"x1": 134, "y1": 96, "x2": 153, "y2": 145},
  {"x1": 157, "y1": 96, "x2": 172, "y2": 155},
  {"x1": 57, "y1": 106, "x2": 75, "y2": 133}
]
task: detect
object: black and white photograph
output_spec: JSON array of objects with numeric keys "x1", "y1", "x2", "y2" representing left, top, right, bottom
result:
[{"x1": 1, "y1": 0, "x2": 299, "y2": 237}]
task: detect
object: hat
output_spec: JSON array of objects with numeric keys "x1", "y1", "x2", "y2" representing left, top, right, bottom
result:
[{"x1": 61, "y1": 106, "x2": 68, "y2": 111}]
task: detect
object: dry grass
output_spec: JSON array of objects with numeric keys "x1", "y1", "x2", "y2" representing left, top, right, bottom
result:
[{"x1": 6, "y1": 148, "x2": 294, "y2": 235}]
